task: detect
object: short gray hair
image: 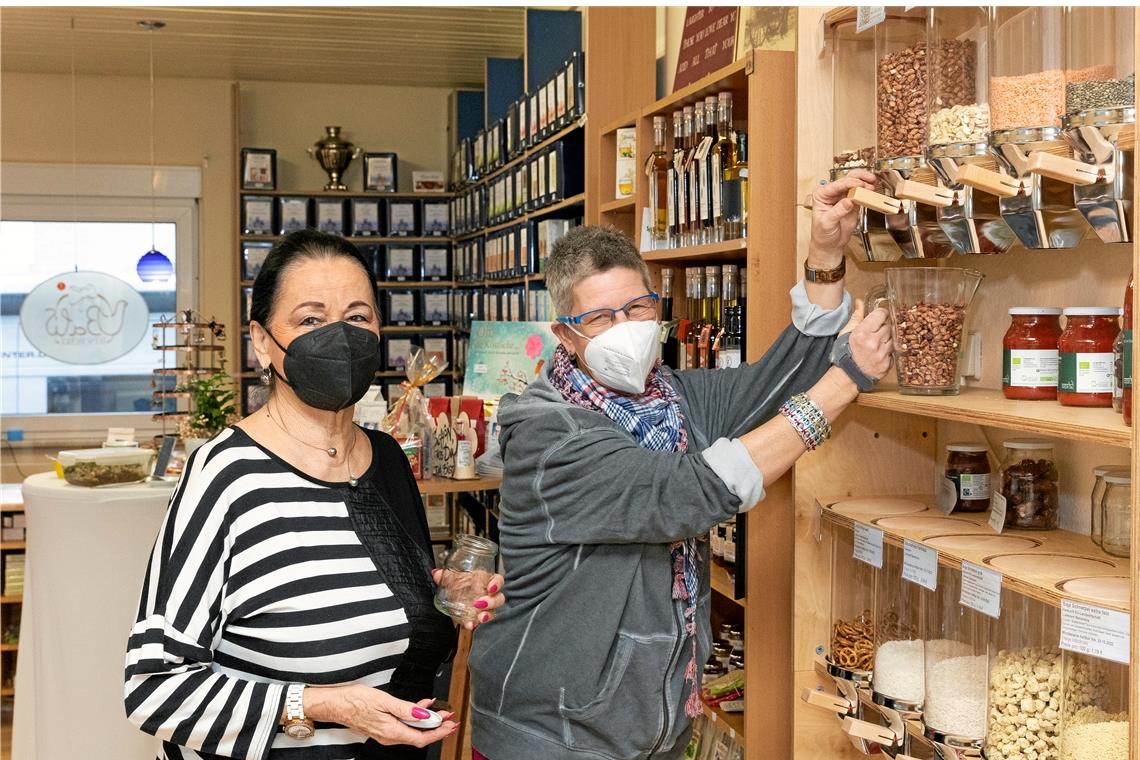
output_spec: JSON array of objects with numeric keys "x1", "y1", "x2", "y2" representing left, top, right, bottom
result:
[{"x1": 545, "y1": 225, "x2": 652, "y2": 316}]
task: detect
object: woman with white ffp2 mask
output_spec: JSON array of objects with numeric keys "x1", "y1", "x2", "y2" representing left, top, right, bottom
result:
[
  {"x1": 559, "y1": 292, "x2": 663, "y2": 394},
  {"x1": 470, "y1": 178, "x2": 893, "y2": 760}
]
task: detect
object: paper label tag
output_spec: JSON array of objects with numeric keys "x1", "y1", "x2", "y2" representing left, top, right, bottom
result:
[
  {"x1": 960, "y1": 561, "x2": 1002, "y2": 619},
  {"x1": 902, "y1": 539, "x2": 937, "y2": 591},
  {"x1": 989, "y1": 492, "x2": 1008, "y2": 533},
  {"x1": 853, "y1": 523, "x2": 884, "y2": 569},
  {"x1": 695, "y1": 136, "x2": 714, "y2": 161},
  {"x1": 1060, "y1": 599, "x2": 1130, "y2": 665},
  {"x1": 856, "y1": 6, "x2": 886, "y2": 33}
]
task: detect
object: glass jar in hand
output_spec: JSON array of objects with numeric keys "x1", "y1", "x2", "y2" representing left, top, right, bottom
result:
[{"x1": 998, "y1": 439, "x2": 1059, "y2": 530}]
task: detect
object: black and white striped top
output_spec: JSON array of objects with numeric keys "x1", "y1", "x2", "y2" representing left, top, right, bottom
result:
[{"x1": 125, "y1": 426, "x2": 455, "y2": 760}]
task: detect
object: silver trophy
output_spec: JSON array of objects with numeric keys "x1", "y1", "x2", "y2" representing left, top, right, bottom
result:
[{"x1": 308, "y1": 126, "x2": 361, "y2": 191}]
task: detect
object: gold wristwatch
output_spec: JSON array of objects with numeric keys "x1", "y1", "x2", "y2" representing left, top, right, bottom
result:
[
  {"x1": 804, "y1": 257, "x2": 847, "y2": 284},
  {"x1": 283, "y1": 683, "x2": 315, "y2": 740}
]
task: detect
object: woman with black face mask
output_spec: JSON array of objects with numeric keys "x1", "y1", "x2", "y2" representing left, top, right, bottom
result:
[{"x1": 124, "y1": 230, "x2": 504, "y2": 760}]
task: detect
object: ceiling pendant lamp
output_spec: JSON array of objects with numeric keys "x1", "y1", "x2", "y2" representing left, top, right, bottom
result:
[{"x1": 135, "y1": 19, "x2": 173, "y2": 283}]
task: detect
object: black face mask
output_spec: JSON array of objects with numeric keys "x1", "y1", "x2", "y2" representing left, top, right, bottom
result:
[{"x1": 268, "y1": 322, "x2": 381, "y2": 411}]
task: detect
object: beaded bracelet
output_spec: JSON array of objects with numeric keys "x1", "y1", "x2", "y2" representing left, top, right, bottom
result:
[{"x1": 779, "y1": 393, "x2": 833, "y2": 451}]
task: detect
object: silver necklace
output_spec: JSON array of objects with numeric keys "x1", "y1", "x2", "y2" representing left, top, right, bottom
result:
[{"x1": 265, "y1": 401, "x2": 361, "y2": 487}]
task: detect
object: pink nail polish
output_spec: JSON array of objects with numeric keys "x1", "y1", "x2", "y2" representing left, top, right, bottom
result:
[
  {"x1": 474, "y1": 599, "x2": 488, "y2": 610},
  {"x1": 412, "y1": 707, "x2": 431, "y2": 720},
  {"x1": 488, "y1": 584, "x2": 499, "y2": 594},
  {"x1": 481, "y1": 612, "x2": 491, "y2": 623}
]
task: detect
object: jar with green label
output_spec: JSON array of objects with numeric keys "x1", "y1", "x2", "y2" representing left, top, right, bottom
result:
[
  {"x1": 942, "y1": 443, "x2": 992, "y2": 513},
  {"x1": 1058, "y1": 307, "x2": 1120, "y2": 407},
  {"x1": 1002, "y1": 307, "x2": 1062, "y2": 400}
]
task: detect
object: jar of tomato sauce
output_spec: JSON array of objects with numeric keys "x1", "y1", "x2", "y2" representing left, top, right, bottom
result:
[
  {"x1": 1003, "y1": 308, "x2": 1063, "y2": 400},
  {"x1": 1058, "y1": 307, "x2": 1121, "y2": 407}
]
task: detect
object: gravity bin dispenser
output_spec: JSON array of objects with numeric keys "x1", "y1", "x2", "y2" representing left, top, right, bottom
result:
[
  {"x1": 956, "y1": 7, "x2": 1087, "y2": 250},
  {"x1": 800, "y1": 523, "x2": 879, "y2": 754},
  {"x1": 916, "y1": 6, "x2": 1017, "y2": 255},
  {"x1": 842, "y1": 8, "x2": 957, "y2": 260},
  {"x1": 1026, "y1": 6, "x2": 1135, "y2": 245}
]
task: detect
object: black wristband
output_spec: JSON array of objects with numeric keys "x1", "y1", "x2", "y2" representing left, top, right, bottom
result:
[{"x1": 830, "y1": 332, "x2": 876, "y2": 392}]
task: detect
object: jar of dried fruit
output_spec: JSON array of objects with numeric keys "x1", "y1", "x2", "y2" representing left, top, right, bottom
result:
[
  {"x1": 997, "y1": 439, "x2": 1059, "y2": 531},
  {"x1": 874, "y1": 8, "x2": 929, "y2": 159},
  {"x1": 927, "y1": 7, "x2": 990, "y2": 147}
]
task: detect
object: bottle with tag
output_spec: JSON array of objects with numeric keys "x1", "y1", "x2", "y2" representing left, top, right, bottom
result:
[
  {"x1": 670, "y1": 110, "x2": 686, "y2": 247},
  {"x1": 721, "y1": 132, "x2": 749, "y2": 240}
]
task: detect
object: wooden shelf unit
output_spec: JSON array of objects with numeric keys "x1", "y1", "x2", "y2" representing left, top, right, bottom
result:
[
  {"x1": 857, "y1": 387, "x2": 1132, "y2": 449},
  {"x1": 642, "y1": 238, "x2": 748, "y2": 264},
  {"x1": 375, "y1": 280, "x2": 455, "y2": 289},
  {"x1": 589, "y1": 47, "x2": 797, "y2": 755},
  {"x1": 598, "y1": 197, "x2": 635, "y2": 215},
  {"x1": 821, "y1": 498, "x2": 1129, "y2": 612},
  {"x1": 416, "y1": 476, "x2": 502, "y2": 497},
  {"x1": 709, "y1": 561, "x2": 744, "y2": 609},
  {"x1": 790, "y1": 8, "x2": 1140, "y2": 760}
]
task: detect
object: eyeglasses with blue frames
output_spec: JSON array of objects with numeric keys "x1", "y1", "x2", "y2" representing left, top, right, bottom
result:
[{"x1": 557, "y1": 292, "x2": 660, "y2": 337}]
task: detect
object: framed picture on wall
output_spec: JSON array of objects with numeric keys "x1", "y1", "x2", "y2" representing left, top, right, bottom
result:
[
  {"x1": 241, "y1": 148, "x2": 277, "y2": 190},
  {"x1": 364, "y1": 152, "x2": 398, "y2": 193}
]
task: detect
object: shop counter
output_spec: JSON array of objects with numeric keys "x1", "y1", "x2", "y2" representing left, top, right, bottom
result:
[{"x1": 12, "y1": 471, "x2": 174, "y2": 759}]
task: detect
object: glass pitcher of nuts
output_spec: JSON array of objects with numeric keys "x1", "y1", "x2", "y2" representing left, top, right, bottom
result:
[{"x1": 885, "y1": 267, "x2": 983, "y2": 395}]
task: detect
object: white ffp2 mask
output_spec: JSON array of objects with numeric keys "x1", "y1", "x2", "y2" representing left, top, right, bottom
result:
[{"x1": 580, "y1": 319, "x2": 661, "y2": 395}]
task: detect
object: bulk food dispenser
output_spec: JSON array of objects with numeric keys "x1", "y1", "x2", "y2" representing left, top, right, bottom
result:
[
  {"x1": 1058, "y1": 650, "x2": 1129, "y2": 760},
  {"x1": 1026, "y1": 7, "x2": 1135, "y2": 245},
  {"x1": 841, "y1": 542, "x2": 930, "y2": 756},
  {"x1": 957, "y1": 7, "x2": 1087, "y2": 249},
  {"x1": 983, "y1": 595, "x2": 1062, "y2": 760},
  {"x1": 830, "y1": 17, "x2": 887, "y2": 261},
  {"x1": 845, "y1": 8, "x2": 958, "y2": 260},
  {"x1": 800, "y1": 524, "x2": 879, "y2": 752},
  {"x1": 923, "y1": 567, "x2": 987, "y2": 760},
  {"x1": 919, "y1": 6, "x2": 1018, "y2": 255}
]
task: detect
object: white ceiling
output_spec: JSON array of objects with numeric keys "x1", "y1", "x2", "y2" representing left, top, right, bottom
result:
[{"x1": 0, "y1": 6, "x2": 526, "y2": 88}]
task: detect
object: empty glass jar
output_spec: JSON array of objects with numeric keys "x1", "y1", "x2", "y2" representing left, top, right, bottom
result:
[
  {"x1": 1100, "y1": 472, "x2": 1132, "y2": 558},
  {"x1": 434, "y1": 533, "x2": 498, "y2": 621},
  {"x1": 1091, "y1": 465, "x2": 1129, "y2": 546}
]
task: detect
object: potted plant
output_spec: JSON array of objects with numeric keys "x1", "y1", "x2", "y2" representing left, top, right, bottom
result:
[{"x1": 177, "y1": 372, "x2": 238, "y2": 453}]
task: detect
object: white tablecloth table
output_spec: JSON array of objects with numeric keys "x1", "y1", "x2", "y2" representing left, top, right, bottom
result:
[{"x1": 12, "y1": 472, "x2": 175, "y2": 760}]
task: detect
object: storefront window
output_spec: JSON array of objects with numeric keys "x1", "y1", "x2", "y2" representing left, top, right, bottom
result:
[{"x1": 1, "y1": 220, "x2": 177, "y2": 416}]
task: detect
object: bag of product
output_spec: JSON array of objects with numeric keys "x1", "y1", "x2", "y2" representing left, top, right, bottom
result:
[{"x1": 380, "y1": 348, "x2": 448, "y2": 479}]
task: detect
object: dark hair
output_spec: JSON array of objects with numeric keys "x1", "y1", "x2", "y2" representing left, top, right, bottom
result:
[{"x1": 250, "y1": 229, "x2": 376, "y2": 328}]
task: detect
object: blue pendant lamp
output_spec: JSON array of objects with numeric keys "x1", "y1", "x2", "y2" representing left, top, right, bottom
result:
[{"x1": 136, "y1": 20, "x2": 172, "y2": 283}]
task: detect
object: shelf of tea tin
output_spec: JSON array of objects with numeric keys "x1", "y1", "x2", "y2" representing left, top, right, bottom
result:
[
  {"x1": 819, "y1": 495, "x2": 1130, "y2": 613},
  {"x1": 415, "y1": 476, "x2": 501, "y2": 497},
  {"x1": 375, "y1": 280, "x2": 455, "y2": 289},
  {"x1": 710, "y1": 561, "x2": 745, "y2": 609},
  {"x1": 641, "y1": 238, "x2": 748, "y2": 264},
  {"x1": 239, "y1": 189, "x2": 453, "y2": 200},
  {"x1": 856, "y1": 387, "x2": 1132, "y2": 449},
  {"x1": 456, "y1": 193, "x2": 587, "y2": 239},
  {"x1": 240, "y1": 235, "x2": 449, "y2": 245}
]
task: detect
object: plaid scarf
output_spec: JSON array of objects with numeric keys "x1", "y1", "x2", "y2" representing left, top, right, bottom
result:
[{"x1": 549, "y1": 344, "x2": 704, "y2": 719}]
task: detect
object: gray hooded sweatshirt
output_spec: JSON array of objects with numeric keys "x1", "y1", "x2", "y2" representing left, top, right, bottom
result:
[{"x1": 468, "y1": 282, "x2": 851, "y2": 760}]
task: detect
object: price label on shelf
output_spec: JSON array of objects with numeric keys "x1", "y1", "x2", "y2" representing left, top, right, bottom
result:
[
  {"x1": 853, "y1": 523, "x2": 883, "y2": 569},
  {"x1": 902, "y1": 539, "x2": 937, "y2": 591},
  {"x1": 960, "y1": 561, "x2": 1002, "y2": 619},
  {"x1": 1060, "y1": 600, "x2": 1130, "y2": 665},
  {"x1": 856, "y1": 6, "x2": 886, "y2": 33},
  {"x1": 988, "y1": 492, "x2": 1008, "y2": 534}
]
